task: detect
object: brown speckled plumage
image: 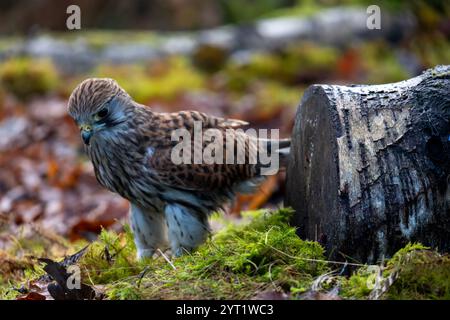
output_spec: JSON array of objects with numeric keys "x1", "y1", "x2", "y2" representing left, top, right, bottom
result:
[{"x1": 68, "y1": 78, "x2": 290, "y2": 258}]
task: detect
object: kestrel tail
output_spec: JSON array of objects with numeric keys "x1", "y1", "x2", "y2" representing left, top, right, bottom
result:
[{"x1": 68, "y1": 78, "x2": 290, "y2": 258}]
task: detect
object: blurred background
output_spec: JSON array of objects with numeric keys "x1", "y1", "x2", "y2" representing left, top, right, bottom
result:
[{"x1": 0, "y1": 0, "x2": 448, "y2": 245}]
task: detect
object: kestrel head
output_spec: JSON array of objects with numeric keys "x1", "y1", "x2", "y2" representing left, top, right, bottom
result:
[{"x1": 68, "y1": 78, "x2": 131, "y2": 145}]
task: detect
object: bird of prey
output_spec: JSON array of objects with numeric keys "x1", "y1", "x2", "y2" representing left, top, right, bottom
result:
[{"x1": 68, "y1": 78, "x2": 290, "y2": 258}]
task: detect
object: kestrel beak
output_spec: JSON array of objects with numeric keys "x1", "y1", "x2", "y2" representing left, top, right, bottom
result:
[{"x1": 80, "y1": 124, "x2": 92, "y2": 145}]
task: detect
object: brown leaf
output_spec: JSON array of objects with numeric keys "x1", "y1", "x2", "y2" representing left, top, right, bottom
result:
[
  {"x1": 247, "y1": 175, "x2": 278, "y2": 210},
  {"x1": 69, "y1": 219, "x2": 116, "y2": 241},
  {"x1": 231, "y1": 175, "x2": 279, "y2": 215},
  {"x1": 38, "y1": 256, "x2": 96, "y2": 300},
  {"x1": 16, "y1": 291, "x2": 46, "y2": 300},
  {"x1": 46, "y1": 159, "x2": 59, "y2": 181}
]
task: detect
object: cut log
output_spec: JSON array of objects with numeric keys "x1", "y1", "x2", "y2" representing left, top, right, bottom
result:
[{"x1": 285, "y1": 65, "x2": 450, "y2": 263}]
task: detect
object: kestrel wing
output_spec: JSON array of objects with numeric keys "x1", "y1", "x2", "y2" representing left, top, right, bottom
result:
[
  {"x1": 140, "y1": 110, "x2": 260, "y2": 191},
  {"x1": 158, "y1": 111, "x2": 249, "y2": 129},
  {"x1": 146, "y1": 129, "x2": 259, "y2": 191}
]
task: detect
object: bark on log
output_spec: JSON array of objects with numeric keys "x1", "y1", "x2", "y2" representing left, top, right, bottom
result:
[{"x1": 285, "y1": 65, "x2": 450, "y2": 263}]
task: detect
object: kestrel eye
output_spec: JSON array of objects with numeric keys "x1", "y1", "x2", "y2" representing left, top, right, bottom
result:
[{"x1": 95, "y1": 108, "x2": 109, "y2": 119}]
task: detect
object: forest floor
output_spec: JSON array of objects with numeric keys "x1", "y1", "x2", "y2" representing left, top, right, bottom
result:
[{"x1": 1, "y1": 209, "x2": 449, "y2": 300}]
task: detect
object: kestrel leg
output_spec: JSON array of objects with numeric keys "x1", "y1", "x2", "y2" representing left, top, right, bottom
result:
[
  {"x1": 164, "y1": 204, "x2": 210, "y2": 257},
  {"x1": 130, "y1": 204, "x2": 168, "y2": 260}
]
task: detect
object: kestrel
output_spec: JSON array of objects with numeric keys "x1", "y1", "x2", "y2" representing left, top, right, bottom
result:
[{"x1": 68, "y1": 78, "x2": 290, "y2": 258}]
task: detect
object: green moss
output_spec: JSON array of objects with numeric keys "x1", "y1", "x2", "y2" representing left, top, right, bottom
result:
[
  {"x1": 340, "y1": 243, "x2": 450, "y2": 300},
  {"x1": 339, "y1": 267, "x2": 375, "y2": 299},
  {"x1": 0, "y1": 58, "x2": 59, "y2": 99},
  {"x1": 385, "y1": 244, "x2": 450, "y2": 300},
  {"x1": 107, "y1": 281, "x2": 142, "y2": 300},
  {"x1": 79, "y1": 225, "x2": 141, "y2": 284},
  {"x1": 386, "y1": 243, "x2": 429, "y2": 266}
]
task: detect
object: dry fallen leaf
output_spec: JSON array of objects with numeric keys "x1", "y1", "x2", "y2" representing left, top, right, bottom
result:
[
  {"x1": 69, "y1": 219, "x2": 116, "y2": 242},
  {"x1": 16, "y1": 291, "x2": 46, "y2": 300}
]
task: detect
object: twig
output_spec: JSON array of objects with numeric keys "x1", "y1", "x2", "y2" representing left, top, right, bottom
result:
[
  {"x1": 268, "y1": 261, "x2": 280, "y2": 290},
  {"x1": 136, "y1": 266, "x2": 150, "y2": 288},
  {"x1": 157, "y1": 248, "x2": 176, "y2": 270},
  {"x1": 268, "y1": 244, "x2": 369, "y2": 267}
]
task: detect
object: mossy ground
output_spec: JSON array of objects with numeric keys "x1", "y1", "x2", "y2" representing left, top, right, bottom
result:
[
  {"x1": 1, "y1": 209, "x2": 449, "y2": 300},
  {"x1": 78, "y1": 209, "x2": 327, "y2": 299}
]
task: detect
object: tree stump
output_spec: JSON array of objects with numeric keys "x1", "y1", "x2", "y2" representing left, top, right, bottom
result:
[{"x1": 285, "y1": 65, "x2": 450, "y2": 263}]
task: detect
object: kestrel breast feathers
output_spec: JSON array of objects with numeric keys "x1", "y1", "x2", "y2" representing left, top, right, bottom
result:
[{"x1": 68, "y1": 78, "x2": 290, "y2": 259}]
